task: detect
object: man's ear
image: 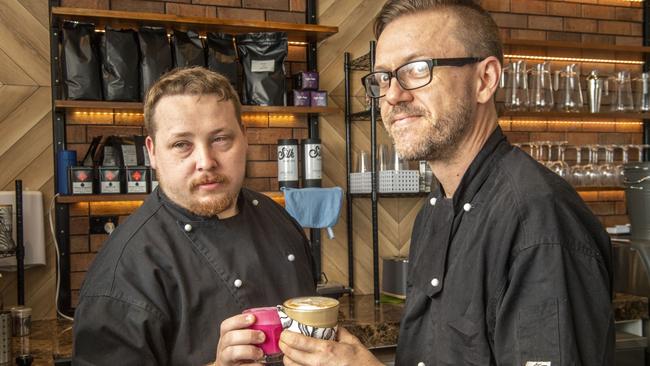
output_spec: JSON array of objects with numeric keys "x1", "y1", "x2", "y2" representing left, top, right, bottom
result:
[
  {"x1": 475, "y1": 56, "x2": 502, "y2": 105},
  {"x1": 145, "y1": 135, "x2": 157, "y2": 170}
]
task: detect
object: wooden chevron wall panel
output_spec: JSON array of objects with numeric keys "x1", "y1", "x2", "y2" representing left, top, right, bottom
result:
[{"x1": 0, "y1": 0, "x2": 55, "y2": 320}]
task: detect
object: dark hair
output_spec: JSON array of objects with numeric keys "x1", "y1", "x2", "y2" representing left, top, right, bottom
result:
[
  {"x1": 374, "y1": 0, "x2": 503, "y2": 65},
  {"x1": 144, "y1": 67, "x2": 242, "y2": 138}
]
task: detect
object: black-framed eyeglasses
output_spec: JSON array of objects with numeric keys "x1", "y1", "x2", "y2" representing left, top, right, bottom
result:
[{"x1": 361, "y1": 57, "x2": 485, "y2": 98}]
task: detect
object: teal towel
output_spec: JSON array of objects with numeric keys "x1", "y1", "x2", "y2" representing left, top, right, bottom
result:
[{"x1": 282, "y1": 187, "x2": 343, "y2": 239}]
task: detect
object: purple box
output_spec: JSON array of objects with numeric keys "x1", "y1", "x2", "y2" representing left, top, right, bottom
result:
[
  {"x1": 292, "y1": 90, "x2": 311, "y2": 106},
  {"x1": 294, "y1": 71, "x2": 319, "y2": 90},
  {"x1": 310, "y1": 91, "x2": 328, "y2": 107}
]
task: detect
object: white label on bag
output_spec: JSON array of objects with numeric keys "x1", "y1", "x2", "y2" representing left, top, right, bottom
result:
[
  {"x1": 72, "y1": 182, "x2": 92, "y2": 194},
  {"x1": 251, "y1": 59, "x2": 275, "y2": 73},
  {"x1": 128, "y1": 181, "x2": 147, "y2": 193},
  {"x1": 101, "y1": 181, "x2": 121, "y2": 193},
  {"x1": 525, "y1": 362, "x2": 551, "y2": 366}
]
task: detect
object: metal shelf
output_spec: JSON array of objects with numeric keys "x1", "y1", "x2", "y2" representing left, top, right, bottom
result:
[
  {"x1": 350, "y1": 192, "x2": 429, "y2": 198},
  {"x1": 52, "y1": 7, "x2": 338, "y2": 43},
  {"x1": 55, "y1": 100, "x2": 339, "y2": 115},
  {"x1": 349, "y1": 53, "x2": 371, "y2": 71}
]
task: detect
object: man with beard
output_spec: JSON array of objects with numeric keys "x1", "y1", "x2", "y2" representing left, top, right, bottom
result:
[
  {"x1": 73, "y1": 67, "x2": 316, "y2": 366},
  {"x1": 279, "y1": 1, "x2": 614, "y2": 365}
]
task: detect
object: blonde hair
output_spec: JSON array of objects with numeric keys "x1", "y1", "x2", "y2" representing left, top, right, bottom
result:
[{"x1": 144, "y1": 67, "x2": 242, "y2": 138}]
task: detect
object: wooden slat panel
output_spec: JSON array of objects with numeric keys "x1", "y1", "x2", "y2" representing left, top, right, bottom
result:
[
  {"x1": 0, "y1": 48, "x2": 36, "y2": 86},
  {"x1": 17, "y1": 0, "x2": 49, "y2": 29},
  {"x1": 0, "y1": 116, "x2": 52, "y2": 189},
  {"x1": 0, "y1": 0, "x2": 50, "y2": 85},
  {"x1": 0, "y1": 87, "x2": 51, "y2": 157},
  {"x1": 0, "y1": 85, "x2": 38, "y2": 121}
]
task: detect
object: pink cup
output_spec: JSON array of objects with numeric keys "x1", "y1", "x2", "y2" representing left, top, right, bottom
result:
[{"x1": 243, "y1": 307, "x2": 283, "y2": 359}]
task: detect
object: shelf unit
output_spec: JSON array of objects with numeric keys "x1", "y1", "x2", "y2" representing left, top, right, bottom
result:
[
  {"x1": 344, "y1": 41, "x2": 383, "y2": 303},
  {"x1": 50, "y1": 4, "x2": 337, "y2": 315},
  {"x1": 343, "y1": 36, "x2": 650, "y2": 304}
]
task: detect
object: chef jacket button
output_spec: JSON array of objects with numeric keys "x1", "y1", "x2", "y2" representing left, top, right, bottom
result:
[
  {"x1": 287, "y1": 254, "x2": 295, "y2": 262},
  {"x1": 252, "y1": 199, "x2": 259, "y2": 206},
  {"x1": 234, "y1": 279, "x2": 243, "y2": 288},
  {"x1": 463, "y1": 203, "x2": 472, "y2": 212},
  {"x1": 430, "y1": 278, "x2": 440, "y2": 287},
  {"x1": 429, "y1": 197, "x2": 437, "y2": 206},
  {"x1": 184, "y1": 224, "x2": 192, "y2": 232},
  {"x1": 418, "y1": 362, "x2": 426, "y2": 366}
]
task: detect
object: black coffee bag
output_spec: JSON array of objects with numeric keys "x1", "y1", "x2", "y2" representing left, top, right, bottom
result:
[
  {"x1": 100, "y1": 27, "x2": 140, "y2": 101},
  {"x1": 61, "y1": 21, "x2": 102, "y2": 100},
  {"x1": 139, "y1": 27, "x2": 172, "y2": 100},
  {"x1": 207, "y1": 32, "x2": 238, "y2": 90},
  {"x1": 172, "y1": 30, "x2": 205, "y2": 68},
  {"x1": 236, "y1": 32, "x2": 288, "y2": 106}
]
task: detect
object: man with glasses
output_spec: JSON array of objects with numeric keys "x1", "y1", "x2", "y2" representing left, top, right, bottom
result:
[{"x1": 279, "y1": 1, "x2": 614, "y2": 365}]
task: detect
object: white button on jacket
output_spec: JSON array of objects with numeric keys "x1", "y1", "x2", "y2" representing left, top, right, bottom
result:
[
  {"x1": 183, "y1": 224, "x2": 192, "y2": 232},
  {"x1": 234, "y1": 279, "x2": 243, "y2": 288},
  {"x1": 429, "y1": 197, "x2": 437, "y2": 206}
]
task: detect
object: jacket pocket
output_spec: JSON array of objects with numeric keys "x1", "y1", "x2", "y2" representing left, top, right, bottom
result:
[
  {"x1": 516, "y1": 298, "x2": 561, "y2": 365},
  {"x1": 447, "y1": 317, "x2": 491, "y2": 365}
]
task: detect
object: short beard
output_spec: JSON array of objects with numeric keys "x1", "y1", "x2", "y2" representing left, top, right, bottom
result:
[
  {"x1": 159, "y1": 173, "x2": 238, "y2": 218},
  {"x1": 384, "y1": 90, "x2": 474, "y2": 162}
]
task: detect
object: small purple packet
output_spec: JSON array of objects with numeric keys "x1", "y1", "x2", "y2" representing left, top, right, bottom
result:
[
  {"x1": 310, "y1": 91, "x2": 328, "y2": 107},
  {"x1": 292, "y1": 90, "x2": 311, "y2": 106},
  {"x1": 294, "y1": 71, "x2": 319, "y2": 90}
]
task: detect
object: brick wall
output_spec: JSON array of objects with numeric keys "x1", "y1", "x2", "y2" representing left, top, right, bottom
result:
[
  {"x1": 58, "y1": 0, "x2": 308, "y2": 306},
  {"x1": 482, "y1": 0, "x2": 645, "y2": 228}
]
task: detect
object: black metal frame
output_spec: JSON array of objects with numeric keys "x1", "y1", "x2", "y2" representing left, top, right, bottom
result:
[
  {"x1": 305, "y1": 0, "x2": 323, "y2": 285},
  {"x1": 643, "y1": 1, "x2": 650, "y2": 161},
  {"x1": 50, "y1": 0, "x2": 73, "y2": 317},
  {"x1": 344, "y1": 41, "x2": 381, "y2": 304}
]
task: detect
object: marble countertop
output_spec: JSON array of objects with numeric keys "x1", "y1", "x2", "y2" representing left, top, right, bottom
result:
[{"x1": 20, "y1": 292, "x2": 650, "y2": 363}]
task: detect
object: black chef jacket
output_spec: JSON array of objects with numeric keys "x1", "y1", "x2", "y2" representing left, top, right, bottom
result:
[
  {"x1": 396, "y1": 127, "x2": 614, "y2": 366},
  {"x1": 73, "y1": 188, "x2": 316, "y2": 365}
]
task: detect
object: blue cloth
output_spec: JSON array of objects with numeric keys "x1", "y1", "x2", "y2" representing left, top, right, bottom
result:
[{"x1": 282, "y1": 187, "x2": 343, "y2": 239}]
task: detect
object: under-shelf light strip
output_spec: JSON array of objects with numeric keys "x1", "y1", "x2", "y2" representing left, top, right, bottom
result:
[
  {"x1": 504, "y1": 54, "x2": 644, "y2": 65},
  {"x1": 500, "y1": 119, "x2": 643, "y2": 126},
  {"x1": 73, "y1": 111, "x2": 142, "y2": 117}
]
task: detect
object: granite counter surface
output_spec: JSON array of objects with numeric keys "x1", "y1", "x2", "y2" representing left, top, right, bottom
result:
[{"x1": 22, "y1": 292, "x2": 649, "y2": 364}]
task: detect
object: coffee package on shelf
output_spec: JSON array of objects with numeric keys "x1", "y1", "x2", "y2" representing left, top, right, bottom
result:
[
  {"x1": 172, "y1": 30, "x2": 205, "y2": 68},
  {"x1": 237, "y1": 32, "x2": 288, "y2": 106},
  {"x1": 207, "y1": 33, "x2": 239, "y2": 91},
  {"x1": 100, "y1": 27, "x2": 140, "y2": 101},
  {"x1": 139, "y1": 27, "x2": 172, "y2": 101},
  {"x1": 293, "y1": 71, "x2": 319, "y2": 91},
  {"x1": 61, "y1": 21, "x2": 102, "y2": 100}
]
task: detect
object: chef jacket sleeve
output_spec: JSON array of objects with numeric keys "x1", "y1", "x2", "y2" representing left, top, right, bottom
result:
[
  {"x1": 493, "y1": 242, "x2": 615, "y2": 366},
  {"x1": 73, "y1": 294, "x2": 170, "y2": 366}
]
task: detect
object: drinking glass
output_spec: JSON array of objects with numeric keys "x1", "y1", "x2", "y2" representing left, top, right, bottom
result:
[
  {"x1": 356, "y1": 150, "x2": 369, "y2": 173},
  {"x1": 556, "y1": 64, "x2": 583, "y2": 112},
  {"x1": 377, "y1": 144, "x2": 390, "y2": 171},
  {"x1": 569, "y1": 146, "x2": 586, "y2": 187},
  {"x1": 610, "y1": 71, "x2": 634, "y2": 112},
  {"x1": 634, "y1": 72, "x2": 650, "y2": 112},
  {"x1": 598, "y1": 145, "x2": 617, "y2": 187},
  {"x1": 582, "y1": 145, "x2": 600, "y2": 187},
  {"x1": 529, "y1": 62, "x2": 554, "y2": 112},
  {"x1": 587, "y1": 70, "x2": 607, "y2": 113},
  {"x1": 243, "y1": 307, "x2": 283, "y2": 363},
  {"x1": 504, "y1": 60, "x2": 529, "y2": 111},
  {"x1": 615, "y1": 145, "x2": 629, "y2": 187},
  {"x1": 548, "y1": 142, "x2": 570, "y2": 180}
]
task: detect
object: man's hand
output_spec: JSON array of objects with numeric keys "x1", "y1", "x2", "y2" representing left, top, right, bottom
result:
[
  {"x1": 213, "y1": 314, "x2": 265, "y2": 366},
  {"x1": 279, "y1": 327, "x2": 383, "y2": 366}
]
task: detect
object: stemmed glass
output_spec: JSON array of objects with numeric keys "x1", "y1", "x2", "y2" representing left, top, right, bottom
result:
[
  {"x1": 598, "y1": 145, "x2": 618, "y2": 187},
  {"x1": 548, "y1": 142, "x2": 570, "y2": 180},
  {"x1": 615, "y1": 145, "x2": 629, "y2": 187},
  {"x1": 582, "y1": 145, "x2": 600, "y2": 187},
  {"x1": 569, "y1": 146, "x2": 585, "y2": 187}
]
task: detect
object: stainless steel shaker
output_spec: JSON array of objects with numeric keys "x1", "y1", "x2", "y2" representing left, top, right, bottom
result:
[{"x1": 587, "y1": 70, "x2": 605, "y2": 113}]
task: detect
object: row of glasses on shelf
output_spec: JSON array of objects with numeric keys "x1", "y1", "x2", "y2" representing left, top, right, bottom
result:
[
  {"x1": 502, "y1": 60, "x2": 650, "y2": 113},
  {"x1": 514, "y1": 142, "x2": 649, "y2": 187}
]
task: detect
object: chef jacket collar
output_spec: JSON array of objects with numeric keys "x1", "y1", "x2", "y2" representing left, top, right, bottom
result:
[
  {"x1": 433, "y1": 126, "x2": 508, "y2": 213},
  {"x1": 156, "y1": 187, "x2": 245, "y2": 222}
]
